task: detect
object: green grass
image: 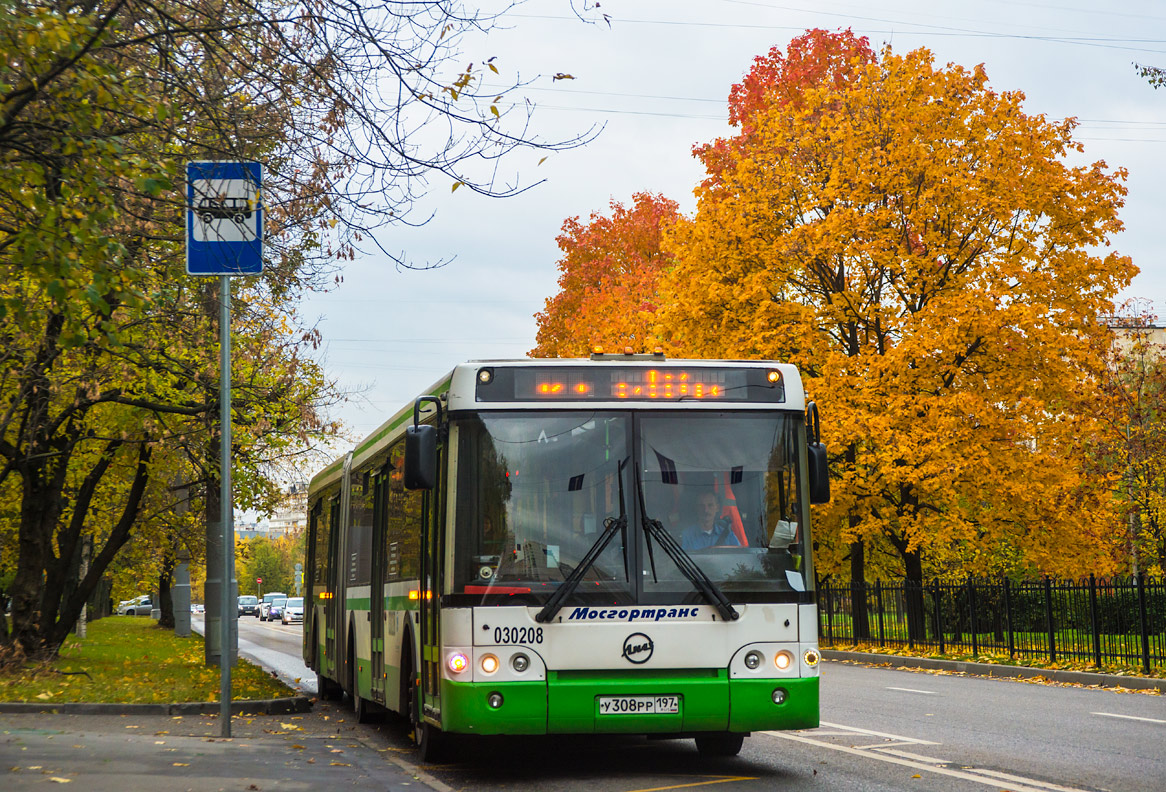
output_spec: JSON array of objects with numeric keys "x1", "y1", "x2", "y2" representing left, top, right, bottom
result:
[{"x1": 0, "y1": 616, "x2": 298, "y2": 703}]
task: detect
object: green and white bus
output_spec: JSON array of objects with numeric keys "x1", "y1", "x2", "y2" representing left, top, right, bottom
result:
[{"x1": 304, "y1": 355, "x2": 830, "y2": 759}]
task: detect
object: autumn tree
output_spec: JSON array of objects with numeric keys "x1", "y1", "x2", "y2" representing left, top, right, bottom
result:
[
  {"x1": 1, "y1": 0, "x2": 594, "y2": 661},
  {"x1": 533, "y1": 192, "x2": 680, "y2": 357},
  {"x1": 238, "y1": 532, "x2": 305, "y2": 599},
  {"x1": 697, "y1": 29, "x2": 875, "y2": 186},
  {"x1": 1093, "y1": 312, "x2": 1166, "y2": 576},
  {"x1": 658, "y1": 37, "x2": 1135, "y2": 639}
]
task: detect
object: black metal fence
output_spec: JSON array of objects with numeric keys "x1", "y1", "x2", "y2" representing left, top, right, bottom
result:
[{"x1": 817, "y1": 575, "x2": 1165, "y2": 674}]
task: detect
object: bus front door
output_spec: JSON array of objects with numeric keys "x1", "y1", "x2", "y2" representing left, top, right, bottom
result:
[{"x1": 418, "y1": 446, "x2": 445, "y2": 726}]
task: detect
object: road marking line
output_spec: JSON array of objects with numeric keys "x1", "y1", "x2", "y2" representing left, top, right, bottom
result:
[
  {"x1": 871, "y1": 747, "x2": 953, "y2": 764},
  {"x1": 766, "y1": 731, "x2": 1091, "y2": 792},
  {"x1": 1092, "y1": 711, "x2": 1166, "y2": 724},
  {"x1": 967, "y1": 767, "x2": 1097, "y2": 792},
  {"x1": 622, "y1": 777, "x2": 758, "y2": 792},
  {"x1": 818, "y1": 720, "x2": 940, "y2": 744},
  {"x1": 853, "y1": 741, "x2": 922, "y2": 749},
  {"x1": 886, "y1": 686, "x2": 937, "y2": 695}
]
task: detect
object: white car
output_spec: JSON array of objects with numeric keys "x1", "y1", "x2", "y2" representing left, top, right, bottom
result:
[
  {"x1": 117, "y1": 595, "x2": 152, "y2": 616},
  {"x1": 280, "y1": 597, "x2": 304, "y2": 624}
]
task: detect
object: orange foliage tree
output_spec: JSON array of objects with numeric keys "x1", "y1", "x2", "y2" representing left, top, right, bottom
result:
[
  {"x1": 657, "y1": 37, "x2": 1135, "y2": 622},
  {"x1": 698, "y1": 29, "x2": 876, "y2": 185},
  {"x1": 532, "y1": 192, "x2": 681, "y2": 358}
]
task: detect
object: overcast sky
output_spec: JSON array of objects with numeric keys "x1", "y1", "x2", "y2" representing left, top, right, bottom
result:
[{"x1": 298, "y1": 0, "x2": 1166, "y2": 449}]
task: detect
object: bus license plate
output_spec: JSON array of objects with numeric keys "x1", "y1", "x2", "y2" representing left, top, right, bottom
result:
[{"x1": 598, "y1": 695, "x2": 680, "y2": 715}]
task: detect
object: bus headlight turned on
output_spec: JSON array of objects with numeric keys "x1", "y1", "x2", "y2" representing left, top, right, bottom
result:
[
  {"x1": 480, "y1": 653, "x2": 499, "y2": 674},
  {"x1": 804, "y1": 647, "x2": 821, "y2": 667},
  {"x1": 511, "y1": 652, "x2": 530, "y2": 673},
  {"x1": 447, "y1": 651, "x2": 469, "y2": 674},
  {"x1": 774, "y1": 650, "x2": 793, "y2": 670}
]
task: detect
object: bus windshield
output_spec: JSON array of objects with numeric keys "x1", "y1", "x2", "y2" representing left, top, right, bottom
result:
[
  {"x1": 454, "y1": 412, "x2": 635, "y2": 605},
  {"x1": 452, "y1": 410, "x2": 811, "y2": 606},
  {"x1": 637, "y1": 412, "x2": 809, "y2": 599}
]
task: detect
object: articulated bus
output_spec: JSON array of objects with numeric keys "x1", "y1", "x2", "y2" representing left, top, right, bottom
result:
[{"x1": 304, "y1": 355, "x2": 830, "y2": 760}]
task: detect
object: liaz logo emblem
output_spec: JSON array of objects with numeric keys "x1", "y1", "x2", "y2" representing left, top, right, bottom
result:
[{"x1": 621, "y1": 632, "x2": 654, "y2": 664}]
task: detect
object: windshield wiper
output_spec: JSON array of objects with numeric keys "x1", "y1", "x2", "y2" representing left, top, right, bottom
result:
[
  {"x1": 635, "y1": 472, "x2": 739, "y2": 622},
  {"x1": 536, "y1": 458, "x2": 629, "y2": 624}
]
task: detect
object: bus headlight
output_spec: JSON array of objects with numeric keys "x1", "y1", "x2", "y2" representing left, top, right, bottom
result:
[
  {"x1": 488, "y1": 691, "x2": 504, "y2": 709},
  {"x1": 772, "y1": 688, "x2": 788, "y2": 705},
  {"x1": 480, "y1": 653, "x2": 499, "y2": 674},
  {"x1": 744, "y1": 650, "x2": 763, "y2": 670},
  {"x1": 511, "y1": 653, "x2": 530, "y2": 673},
  {"x1": 804, "y1": 648, "x2": 821, "y2": 667},
  {"x1": 774, "y1": 650, "x2": 793, "y2": 670},
  {"x1": 447, "y1": 652, "x2": 469, "y2": 674}
]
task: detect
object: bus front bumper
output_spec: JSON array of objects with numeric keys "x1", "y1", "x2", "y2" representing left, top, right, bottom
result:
[{"x1": 439, "y1": 672, "x2": 819, "y2": 736}]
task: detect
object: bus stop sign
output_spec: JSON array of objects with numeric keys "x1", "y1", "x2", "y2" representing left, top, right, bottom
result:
[{"x1": 186, "y1": 161, "x2": 263, "y2": 275}]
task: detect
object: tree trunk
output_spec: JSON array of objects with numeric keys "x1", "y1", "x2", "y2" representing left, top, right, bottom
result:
[
  {"x1": 157, "y1": 555, "x2": 176, "y2": 629},
  {"x1": 903, "y1": 548, "x2": 926, "y2": 643},
  {"x1": 849, "y1": 537, "x2": 871, "y2": 641}
]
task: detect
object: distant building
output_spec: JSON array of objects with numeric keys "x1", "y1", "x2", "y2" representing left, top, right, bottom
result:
[
  {"x1": 267, "y1": 482, "x2": 308, "y2": 537},
  {"x1": 233, "y1": 483, "x2": 308, "y2": 541},
  {"x1": 1105, "y1": 317, "x2": 1166, "y2": 357},
  {"x1": 234, "y1": 517, "x2": 268, "y2": 541}
]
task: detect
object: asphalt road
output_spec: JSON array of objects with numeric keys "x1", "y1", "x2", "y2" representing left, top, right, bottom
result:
[
  {"x1": 193, "y1": 613, "x2": 317, "y2": 696},
  {"x1": 227, "y1": 616, "x2": 1165, "y2": 792}
]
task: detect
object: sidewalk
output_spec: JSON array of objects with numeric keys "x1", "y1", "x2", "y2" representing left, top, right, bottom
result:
[
  {"x1": 0, "y1": 698, "x2": 444, "y2": 791},
  {"x1": 822, "y1": 649, "x2": 1166, "y2": 693}
]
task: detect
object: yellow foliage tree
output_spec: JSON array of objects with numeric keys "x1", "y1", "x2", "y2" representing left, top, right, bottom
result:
[{"x1": 657, "y1": 43, "x2": 1135, "y2": 619}]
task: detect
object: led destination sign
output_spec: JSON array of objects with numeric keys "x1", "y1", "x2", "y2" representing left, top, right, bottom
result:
[{"x1": 475, "y1": 366, "x2": 785, "y2": 403}]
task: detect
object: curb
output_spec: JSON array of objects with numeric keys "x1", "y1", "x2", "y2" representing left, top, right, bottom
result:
[
  {"x1": 0, "y1": 695, "x2": 313, "y2": 716},
  {"x1": 822, "y1": 650, "x2": 1166, "y2": 693}
]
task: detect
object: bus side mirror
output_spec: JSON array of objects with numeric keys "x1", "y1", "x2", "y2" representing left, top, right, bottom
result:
[
  {"x1": 808, "y1": 441, "x2": 830, "y2": 504},
  {"x1": 805, "y1": 401, "x2": 830, "y2": 504},
  {"x1": 405, "y1": 424, "x2": 437, "y2": 490}
]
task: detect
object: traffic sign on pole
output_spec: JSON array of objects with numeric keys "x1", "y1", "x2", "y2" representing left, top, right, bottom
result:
[
  {"x1": 184, "y1": 160, "x2": 262, "y2": 738},
  {"x1": 186, "y1": 161, "x2": 263, "y2": 275}
]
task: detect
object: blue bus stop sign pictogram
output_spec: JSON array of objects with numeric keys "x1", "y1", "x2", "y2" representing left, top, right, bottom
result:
[{"x1": 186, "y1": 161, "x2": 263, "y2": 275}]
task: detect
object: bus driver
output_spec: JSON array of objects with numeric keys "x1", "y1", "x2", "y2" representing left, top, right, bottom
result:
[{"x1": 681, "y1": 492, "x2": 741, "y2": 551}]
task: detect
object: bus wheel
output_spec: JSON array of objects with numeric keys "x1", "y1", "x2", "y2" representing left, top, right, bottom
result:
[
  {"x1": 415, "y1": 714, "x2": 448, "y2": 763},
  {"x1": 404, "y1": 652, "x2": 447, "y2": 762},
  {"x1": 695, "y1": 733, "x2": 745, "y2": 757},
  {"x1": 353, "y1": 689, "x2": 378, "y2": 724},
  {"x1": 345, "y1": 630, "x2": 378, "y2": 722},
  {"x1": 317, "y1": 672, "x2": 343, "y2": 701}
]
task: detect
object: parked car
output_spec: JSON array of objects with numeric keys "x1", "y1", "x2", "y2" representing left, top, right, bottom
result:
[
  {"x1": 280, "y1": 597, "x2": 304, "y2": 625},
  {"x1": 258, "y1": 592, "x2": 286, "y2": 621},
  {"x1": 191, "y1": 603, "x2": 205, "y2": 614},
  {"x1": 266, "y1": 597, "x2": 288, "y2": 622},
  {"x1": 117, "y1": 595, "x2": 152, "y2": 616},
  {"x1": 237, "y1": 595, "x2": 259, "y2": 617}
]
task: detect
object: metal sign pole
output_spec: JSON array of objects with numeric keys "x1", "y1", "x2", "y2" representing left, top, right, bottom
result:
[
  {"x1": 185, "y1": 160, "x2": 260, "y2": 738},
  {"x1": 219, "y1": 273, "x2": 234, "y2": 737}
]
